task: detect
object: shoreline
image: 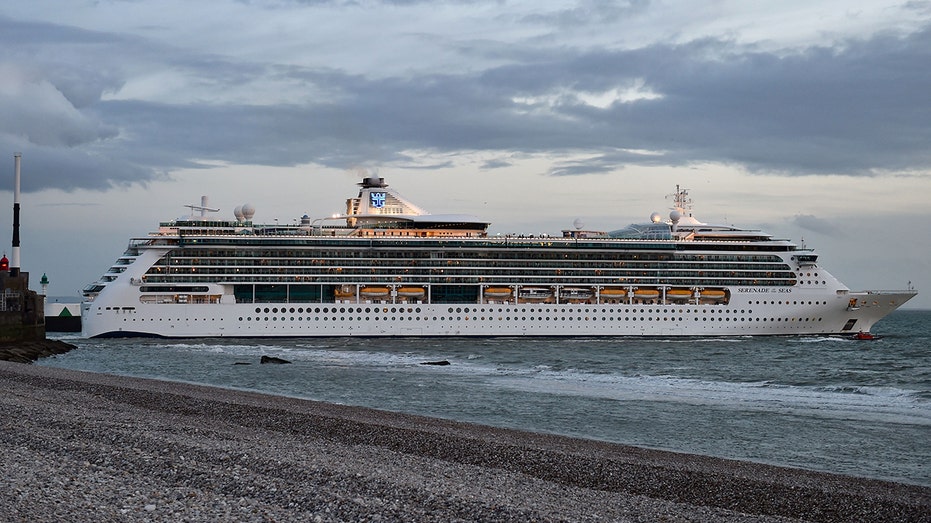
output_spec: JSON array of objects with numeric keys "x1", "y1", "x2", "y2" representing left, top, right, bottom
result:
[{"x1": 2, "y1": 361, "x2": 928, "y2": 522}]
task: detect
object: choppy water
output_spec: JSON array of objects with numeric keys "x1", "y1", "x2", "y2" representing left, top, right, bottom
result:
[{"x1": 42, "y1": 310, "x2": 931, "y2": 487}]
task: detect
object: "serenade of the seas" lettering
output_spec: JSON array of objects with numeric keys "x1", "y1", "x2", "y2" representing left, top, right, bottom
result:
[{"x1": 736, "y1": 287, "x2": 793, "y2": 293}]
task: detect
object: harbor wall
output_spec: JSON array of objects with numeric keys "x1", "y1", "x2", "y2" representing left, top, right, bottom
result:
[{"x1": 0, "y1": 271, "x2": 44, "y2": 342}]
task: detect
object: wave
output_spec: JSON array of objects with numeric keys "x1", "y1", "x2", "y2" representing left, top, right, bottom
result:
[
  {"x1": 792, "y1": 336, "x2": 855, "y2": 344},
  {"x1": 489, "y1": 368, "x2": 931, "y2": 426},
  {"x1": 194, "y1": 343, "x2": 931, "y2": 426}
]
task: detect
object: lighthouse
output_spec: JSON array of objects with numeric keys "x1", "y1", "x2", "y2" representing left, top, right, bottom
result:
[{"x1": 11, "y1": 153, "x2": 21, "y2": 277}]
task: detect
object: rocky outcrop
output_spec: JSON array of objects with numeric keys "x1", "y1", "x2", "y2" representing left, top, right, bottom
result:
[
  {"x1": 0, "y1": 339, "x2": 77, "y2": 364},
  {"x1": 260, "y1": 355, "x2": 291, "y2": 364}
]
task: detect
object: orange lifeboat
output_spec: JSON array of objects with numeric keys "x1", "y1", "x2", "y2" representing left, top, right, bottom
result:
[
  {"x1": 484, "y1": 287, "x2": 512, "y2": 299},
  {"x1": 700, "y1": 289, "x2": 726, "y2": 300},
  {"x1": 633, "y1": 288, "x2": 660, "y2": 299},
  {"x1": 360, "y1": 287, "x2": 390, "y2": 298},
  {"x1": 666, "y1": 289, "x2": 693, "y2": 301},
  {"x1": 397, "y1": 287, "x2": 426, "y2": 298}
]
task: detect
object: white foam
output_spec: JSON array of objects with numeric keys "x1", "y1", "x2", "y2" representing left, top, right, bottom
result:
[{"x1": 490, "y1": 368, "x2": 931, "y2": 426}]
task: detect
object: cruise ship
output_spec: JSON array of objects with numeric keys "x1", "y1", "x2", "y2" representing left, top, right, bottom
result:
[{"x1": 81, "y1": 177, "x2": 916, "y2": 338}]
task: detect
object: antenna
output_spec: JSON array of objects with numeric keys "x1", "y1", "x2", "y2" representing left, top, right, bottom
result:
[
  {"x1": 184, "y1": 195, "x2": 220, "y2": 219},
  {"x1": 667, "y1": 184, "x2": 692, "y2": 217}
]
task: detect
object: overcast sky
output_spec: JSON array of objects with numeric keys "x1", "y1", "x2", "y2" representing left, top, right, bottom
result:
[{"x1": 1, "y1": 0, "x2": 929, "y2": 310}]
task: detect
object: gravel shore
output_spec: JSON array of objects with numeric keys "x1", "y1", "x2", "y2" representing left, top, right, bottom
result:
[{"x1": 1, "y1": 361, "x2": 928, "y2": 522}]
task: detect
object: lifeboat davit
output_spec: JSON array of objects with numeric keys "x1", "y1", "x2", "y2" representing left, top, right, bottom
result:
[{"x1": 334, "y1": 285, "x2": 357, "y2": 299}]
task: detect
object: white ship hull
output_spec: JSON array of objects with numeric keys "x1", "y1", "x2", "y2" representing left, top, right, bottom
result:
[{"x1": 82, "y1": 288, "x2": 915, "y2": 338}]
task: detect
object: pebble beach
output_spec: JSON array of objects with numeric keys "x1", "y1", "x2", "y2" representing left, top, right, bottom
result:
[{"x1": 1, "y1": 361, "x2": 928, "y2": 522}]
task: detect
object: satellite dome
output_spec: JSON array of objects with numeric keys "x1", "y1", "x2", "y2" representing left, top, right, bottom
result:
[
  {"x1": 234, "y1": 205, "x2": 244, "y2": 221},
  {"x1": 241, "y1": 203, "x2": 256, "y2": 220},
  {"x1": 650, "y1": 212, "x2": 662, "y2": 223},
  {"x1": 669, "y1": 210, "x2": 681, "y2": 223},
  {"x1": 573, "y1": 218, "x2": 585, "y2": 230}
]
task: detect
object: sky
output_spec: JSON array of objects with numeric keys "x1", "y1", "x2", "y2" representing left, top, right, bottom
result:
[{"x1": 1, "y1": 0, "x2": 929, "y2": 309}]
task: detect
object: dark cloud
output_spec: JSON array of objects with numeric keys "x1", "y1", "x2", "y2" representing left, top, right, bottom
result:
[
  {"x1": 792, "y1": 214, "x2": 845, "y2": 237},
  {"x1": 480, "y1": 159, "x2": 512, "y2": 169},
  {"x1": 520, "y1": 0, "x2": 651, "y2": 27},
  {"x1": 1, "y1": 14, "x2": 930, "y2": 192}
]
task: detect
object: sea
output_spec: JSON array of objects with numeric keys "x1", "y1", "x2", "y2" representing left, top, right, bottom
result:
[{"x1": 40, "y1": 309, "x2": 931, "y2": 487}]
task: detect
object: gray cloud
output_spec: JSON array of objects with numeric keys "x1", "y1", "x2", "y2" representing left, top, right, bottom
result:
[
  {"x1": 792, "y1": 214, "x2": 845, "y2": 237},
  {"x1": 1, "y1": 12, "x2": 930, "y2": 192}
]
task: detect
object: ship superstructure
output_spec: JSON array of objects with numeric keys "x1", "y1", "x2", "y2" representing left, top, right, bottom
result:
[{"x1": 81, "y1": 178, "x2": 915, "y2": 338}]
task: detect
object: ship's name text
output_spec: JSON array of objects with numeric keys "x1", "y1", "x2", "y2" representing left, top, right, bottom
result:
[{"x1": 736, "y1": 287, "x2": 793, "y2": 294}]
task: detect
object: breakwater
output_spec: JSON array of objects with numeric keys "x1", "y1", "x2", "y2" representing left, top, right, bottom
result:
[{"x1": 0, "y1": 340, "x2": 76, "y2": 364}]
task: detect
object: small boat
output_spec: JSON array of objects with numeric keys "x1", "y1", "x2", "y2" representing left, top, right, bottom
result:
[
  {"x1": 853, "y1": 331, "x2": 882, "y2": 341},
  {"x1": 633, "y1": 288, "x2": 660, "y2": 298},
  {"x1": 484, "y1": 287, "x2": 512, "y2": 299},
  {"x1": 519, "y1": 287, "x2": 553, "y2": 300},
  {"x1": 397, "y1": 287, "x2": 426, "y2": 298},
  {"x1": 599, "y1": 288, "x2": 627, "y2": 297},
  {"x1": 360, "y1": 286, "x2": 390, "y2": 298},
  {"x1": 560, "y1": 287, "x2": 593, "y2": 300},
  {"x1": 666, "y1": 288, "x2": 693, "y2": 300},
  {"x1": 700, "y1": 289, "x2": 726, "y2": 299}
]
